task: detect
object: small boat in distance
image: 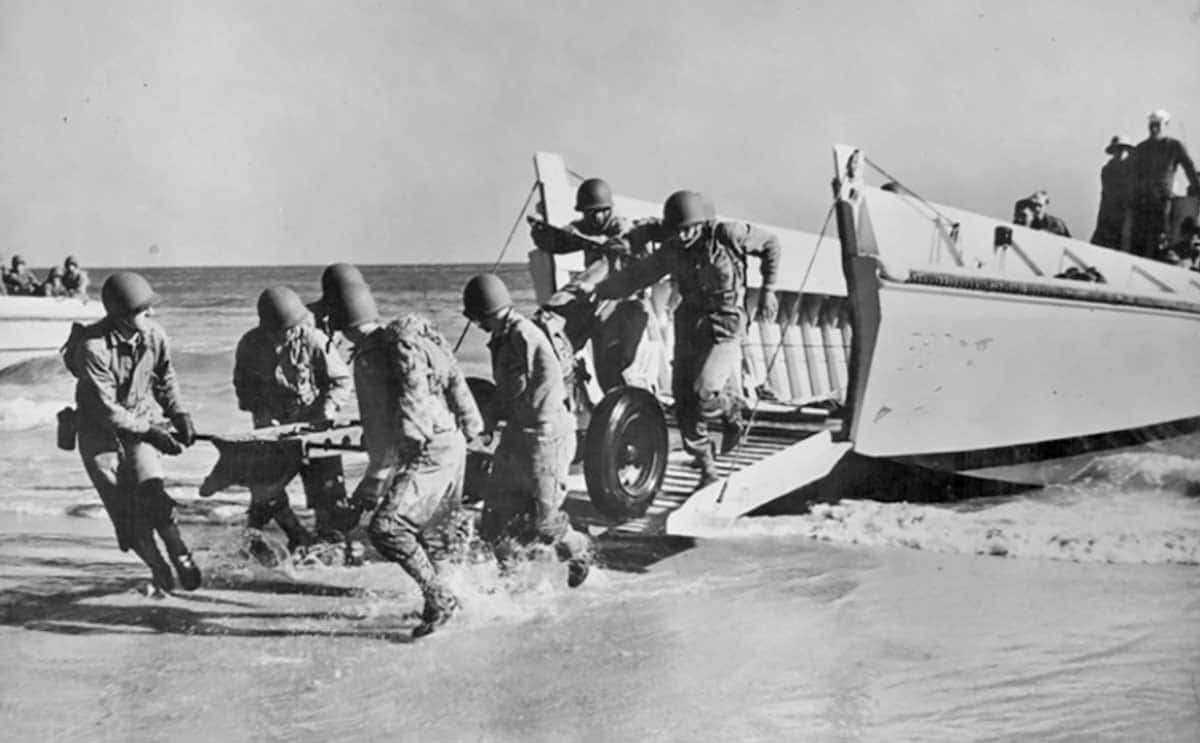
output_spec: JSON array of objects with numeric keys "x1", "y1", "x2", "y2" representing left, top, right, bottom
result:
[{"x1": 0, "y1": 294, "x2": 104, "y2": 370}]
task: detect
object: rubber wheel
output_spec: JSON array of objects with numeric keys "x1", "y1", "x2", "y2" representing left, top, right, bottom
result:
[{"x1": 583, "y1": 386, "x2": 668, "y2": 520}]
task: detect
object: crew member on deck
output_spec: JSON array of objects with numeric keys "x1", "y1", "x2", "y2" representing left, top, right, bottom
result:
[
  {"x1": 1025, "y1": 191, "x2": 1071, "y2": 237},
  {"x1": 529, "y1": 177, "x2": 663, "y2": 392},
  {"x1": 233, "y1": 286, "x2": 353, "y2": 555},
  {"x1": 1128, "y1": 109, "x2": 1200, "y2": 258},
  {"x1": 61, "y1": 272, "x2": 200, "y2": 596},
  {"x1": 577, "y1": 190, "x2": 781, "y2": 490},
  {"x1": 1091, "y1": 135, "x2": 1136, "y2": 250}
]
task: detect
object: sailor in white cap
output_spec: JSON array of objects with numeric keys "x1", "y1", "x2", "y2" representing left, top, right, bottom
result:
[
  {"x1": 1128, "y1": 108, "x2": 1200, "y2": 257},
  {"x1": 1090, "y1": 134, "x2": 1136, "y2": 249}
]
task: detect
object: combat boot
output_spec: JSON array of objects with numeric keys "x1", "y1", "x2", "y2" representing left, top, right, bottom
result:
[
  {"x1": 130, "y1": 532, "x2": 175, "y2": 594},
  {"x1": 720, "y1": 404, "x2": 748, "y2": 455},
  {"x1": 695, "y1": 450, "x2": 721, "y2": 490},
  {"x1": 412, "y1": 586, "x2": 460, "y2": 639},
  {"x1": 155, "y1": 521, "x2": 202, "y2": 591},
  {"x1": 274, "y1": 507, "x2": 316, "y2": 554},
  {"x1": 170, "y1": 551, "x2": 203, "y2": 591}
]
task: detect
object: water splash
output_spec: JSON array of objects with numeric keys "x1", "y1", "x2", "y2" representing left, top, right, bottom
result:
[{"x1": 722, "y1": 451, "x2": 1200, "y2": 565}]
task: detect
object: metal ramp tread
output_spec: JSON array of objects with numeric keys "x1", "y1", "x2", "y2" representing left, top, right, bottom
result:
[{"x1": 564, "y1": 417, "x2": 838, "y2": 537}]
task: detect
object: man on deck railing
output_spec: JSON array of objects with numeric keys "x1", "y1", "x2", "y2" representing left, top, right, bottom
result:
[
  {"x1": 1091, "y1": 135, "x2": 1136, "y2": 250},
  {"x1": 577, "y1": 190, "x2": 781, "y2": 489},
  {"x1": 1128, "y1": 109, "x2": 1200, "y2": 258}
]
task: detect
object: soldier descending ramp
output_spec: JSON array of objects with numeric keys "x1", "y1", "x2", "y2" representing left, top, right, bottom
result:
[{"x1": 526, "y1": 152, "x2": 854, "y2": 538}]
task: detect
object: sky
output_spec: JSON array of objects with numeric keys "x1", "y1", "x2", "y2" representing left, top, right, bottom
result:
[{"x1": 1, "y1": 0, "x2": 1198, "y2": 267}]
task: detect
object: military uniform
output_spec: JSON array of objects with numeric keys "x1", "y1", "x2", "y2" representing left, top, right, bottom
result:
[
  {"x1": 353, "y1": 314, "x2": 483, "y2": 611},
  {"x1": 62, "y1": 267, "x2": 90, "y2": 297},
  {"x1": 533, "y1": 212, "x2": 662, "y2": 391},
  {"x1": 233, "y1": 322, "x2": 353, "y2": 543},
  {"x1": 1128, "y1": 136, "x2": 1200, "y2": 257},
  {"x1": 481, "y1": 310, "x2": 592, "y2": 564},
  {"x1": 596, "y1": 219, "x2": 780, "y2": 467},
  {"x1": 65, "y1": 317, "x2": 193, "y2": 590}
]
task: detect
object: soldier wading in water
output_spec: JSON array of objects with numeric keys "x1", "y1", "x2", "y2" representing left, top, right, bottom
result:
[
  {"x1": 233, "y1": 285, "x2": 354, "y2": 558},
  {"x1": 314, "y1": 272, "x2": 483, "y2": 638},
  {"x1": 61, "y1": 272, "x2": 201, "y2": 596}
]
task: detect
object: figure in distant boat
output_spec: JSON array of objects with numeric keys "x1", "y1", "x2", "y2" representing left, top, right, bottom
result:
[
  {"x1": 1090, "y1": 135, "x2": 1136, "y2": 250},
  {"x1": 1127, "y1": 109, "x2": 1200, "y2": 258},
  {"x1": 38, "y1": 266, "x2": 67, "y2": 297},
  {"x1": 3, "y1": 255, "x2": 40, "y2": 295},
  {"x1": 529, "y1": 177, "x2": 663, "y2": 392},
  {"x1": 60, "y1": 271, "x2": 200, "y2": 597},
  {"x1": 579, "y1": 190, "x2": 781, "y2": 489},
  {"x1": 462, "y1": 272, "x2": 595, "y2": 588},
  {"x1": 317, "y1": 273, "x2": 483, "y2": 638},
  {"x1": 233, "y1": 286, "x2": 354, "y2": 558},
  {"x1": 1024, "y1": 190, "x2": 1071, "y2": 237},
  {"x1": 61, "y1": 255, "x2": 90, "y2": 297}
]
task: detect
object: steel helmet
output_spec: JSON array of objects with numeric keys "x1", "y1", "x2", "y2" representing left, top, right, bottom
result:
[
  {"x1": 575, "y1": 178, "x2": 614, "y2": 212},
  {"x1": 328, "y1": 281, "x2": 379, "y2": 331},
  {"x1": 462, "y1": 273, "x2": 512, "y2": 321},
  {"x1": 662, "y1": 190, "x2": 709, "y2": 231},
  {"x1": 257, "y1": 286, "x2": 309, "y2": 332},
  {"x1": 308, "y1": 263, "x2": 367, "y2": 317},
  {"x1": 101, "y1": 271, "x2": 161, "y2": 318}
]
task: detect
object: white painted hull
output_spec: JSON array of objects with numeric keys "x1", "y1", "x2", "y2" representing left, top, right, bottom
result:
[
  {"x1": 0, "y1": 296, "x2": 104, "y2": 370},
  {"x1": 834, "y1": 144, "x2": 1200, "y2": 485}
]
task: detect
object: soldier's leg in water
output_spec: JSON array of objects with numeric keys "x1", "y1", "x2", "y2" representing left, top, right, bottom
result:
[
  {"x1": 128, "y1": 440, "x2": 201, "y2": 591},
  {"x1": 424, "y1": 437, "x2": 471, "y2": 562},
  {"x1": 79, "y1": 433, "x2": 173, "y2": 591},
  {"x1": 527, "y1": 431, "x2": 593, "y2": 586},
  {"x1": 301, "y1": 455, "x2": 357, "y2": 541},
  {"x1": 246, "y1": 480, "x2": 311, "y2": 551},
  {"x1": 479, "y1": 432, "x2": 532, "y2": 564},
  {"x1": 367, "y1": 465, "x2": 458, "y2": 634}
]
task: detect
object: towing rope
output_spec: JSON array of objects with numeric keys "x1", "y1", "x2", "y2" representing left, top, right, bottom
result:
[
  {"x1": 864, "y1": 155, "x2": 961, "y2": 244},
  {"x1": 453, "y1": 181, "x2": 539, "y2": 352},
  {"x1": 716, "y1": 203, "x2": 836, "y2": 503}
]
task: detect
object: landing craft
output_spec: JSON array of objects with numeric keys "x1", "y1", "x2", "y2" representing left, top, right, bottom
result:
[
  {"x1": 526, "y1": 149, "x2": 1200, "y2": 537},
  {"x1": 0, "y1": 294, "x2": 104, "y2": 370}
]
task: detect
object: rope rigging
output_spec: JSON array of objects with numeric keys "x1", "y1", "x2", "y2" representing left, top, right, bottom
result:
[
  {"x1": 716, "y1": 203, "x2": 837, "y2": 502},
  {"x1": 452, "y1": 181, "x2": 539, "y2": 353}
]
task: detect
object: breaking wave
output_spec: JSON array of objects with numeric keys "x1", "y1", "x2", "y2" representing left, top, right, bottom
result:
[{"x1": 727, "y1": 451, "x2": 1200, "y2": 565}]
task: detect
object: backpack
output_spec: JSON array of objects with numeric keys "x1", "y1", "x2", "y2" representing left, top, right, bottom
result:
[
  {"x1": 60, "y1": 320, "x2": 104, "y2": 379},
  {"x1": 531, "y1": 307, "x2": 591, "y2": 414}
]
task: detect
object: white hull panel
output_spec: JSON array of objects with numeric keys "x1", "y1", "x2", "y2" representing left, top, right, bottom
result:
[
  {"x1": 854, "y1": 279, "x2": 1200, "y2": 460},
  {"x1": 0, "y1": 296, "x2": 103, "y2": 369}
]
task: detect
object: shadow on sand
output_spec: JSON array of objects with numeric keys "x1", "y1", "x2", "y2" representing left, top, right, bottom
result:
[{"x1": 0, "y1": 553, "x2": 417, "y2": 643}]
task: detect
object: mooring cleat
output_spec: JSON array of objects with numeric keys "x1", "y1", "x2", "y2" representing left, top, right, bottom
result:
[{"x1": 171, "y1": 552, "x2": 203, "y2": 591}]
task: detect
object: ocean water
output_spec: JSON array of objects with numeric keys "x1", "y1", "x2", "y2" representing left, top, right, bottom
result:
[{"x1": 0, "y1": 263, "x2": 1198, "y2": 741}]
